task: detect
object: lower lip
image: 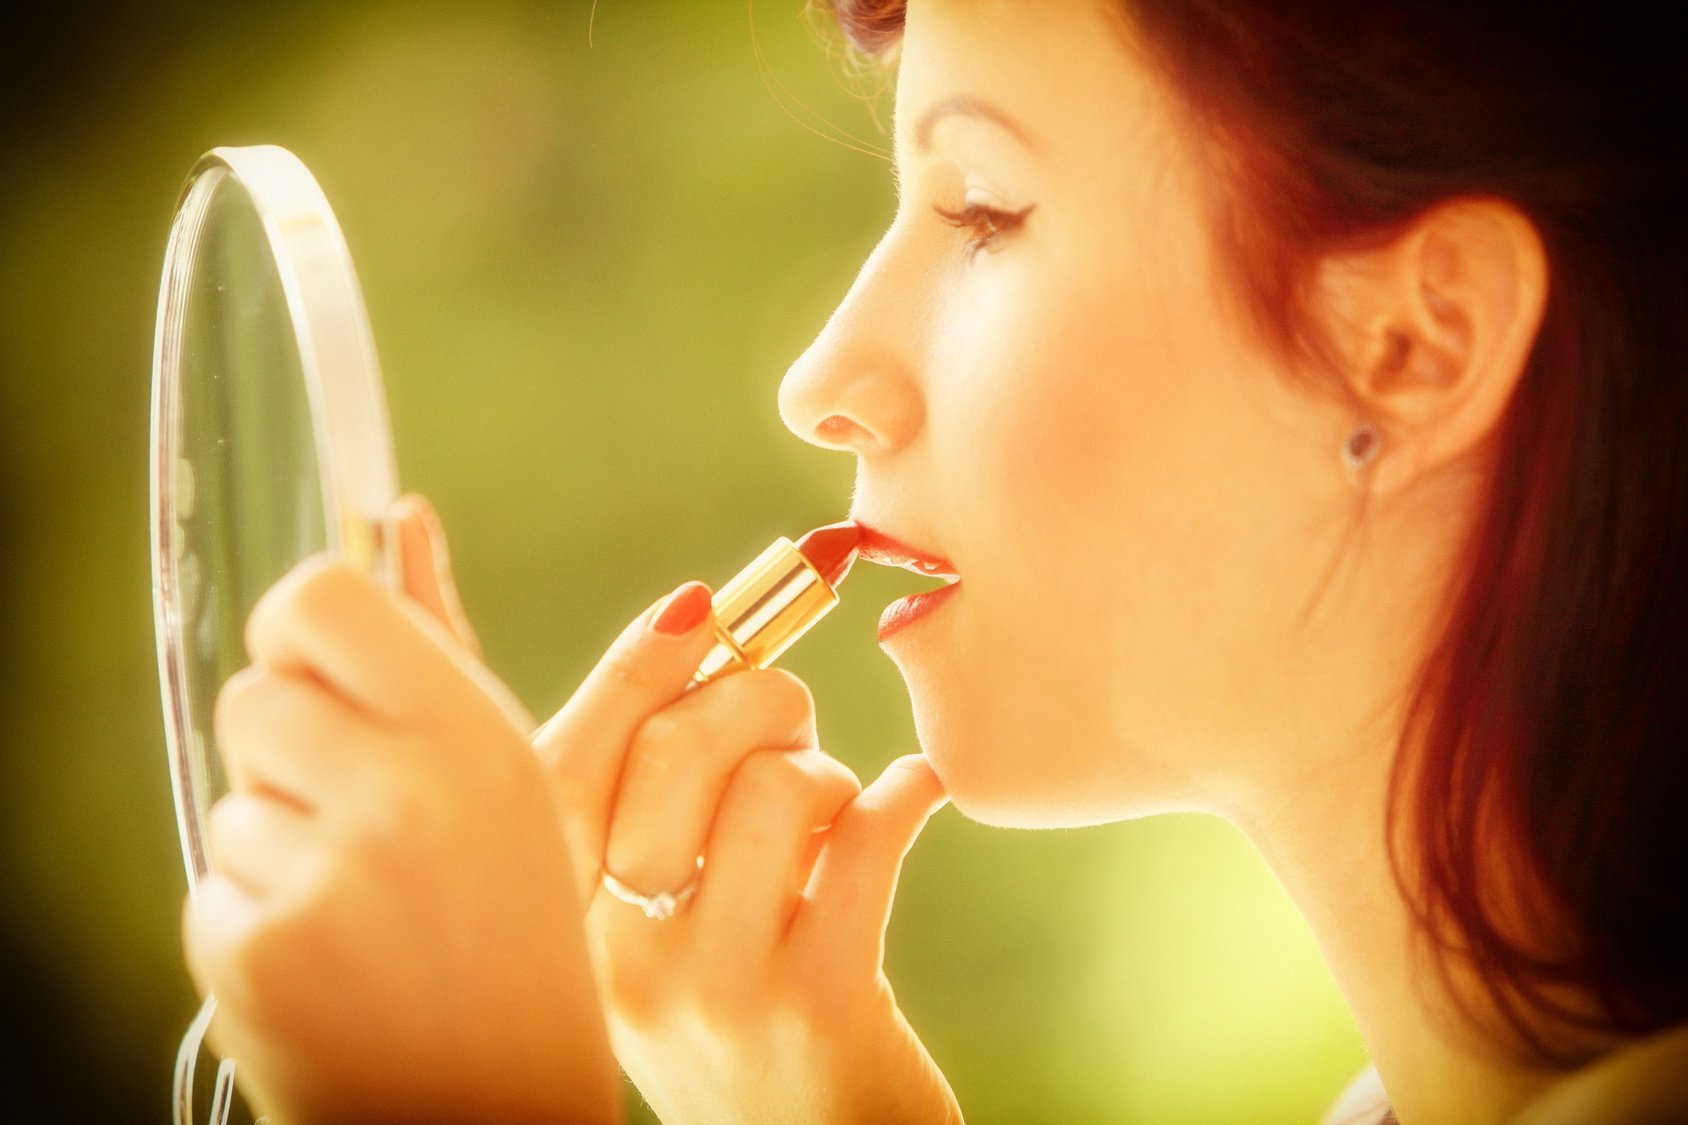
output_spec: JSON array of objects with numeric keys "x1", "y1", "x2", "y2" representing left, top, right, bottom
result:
[{"x1": 877, "y1": 583, "x2": 960, "y2": 643}]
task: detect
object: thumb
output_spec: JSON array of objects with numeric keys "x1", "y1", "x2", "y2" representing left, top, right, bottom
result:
[
  {"x1": 801, "y1": 753, "x2": 949, "y2": 969},
  {"x1": 532, "y1": 580, "x2": 721, "y2": 892},
  {"x1": 392, "y1": 494, "x2": 481, "y2": 658}
]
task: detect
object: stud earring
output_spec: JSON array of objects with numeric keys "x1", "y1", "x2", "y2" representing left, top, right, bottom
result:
[{"x1": 1342, "y1": 421, "x2": 1379, "y2": 472}]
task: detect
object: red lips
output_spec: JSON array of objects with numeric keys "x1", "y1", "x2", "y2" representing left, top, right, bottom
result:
[
  {"x1": 853, "y1": 524, "x2": 961, "y2": 581},
  {"x1": 851, "y1": 521, "x2": 961, "y2": 642}
]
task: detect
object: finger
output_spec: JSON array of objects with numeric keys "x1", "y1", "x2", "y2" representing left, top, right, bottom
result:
[
  {"x1": 691, "y1": 747, "x2": 861, "y2": 951},
  {"x1": 603, "y1": 667, "x2": 817, "y2": 897},
  {"x1": 206, "y1": 791, "x2": 319, "y2": 899},
  {"x1": 182, "y1": 874, "x2": 265, "y2": 1013},
  {"x1": 384, "y1": 497, "x2": 531, "y2": 731},
  {"x1": 532, "y1": 581, "x2": 721, "y2": 886},
  {"x1": 392, "y1": 494, "x2": 481, "y2": 659},
  {"x1": 797, "y1": 754, "x2": 949, "y2": 971},
  {"x1": 181, "y1": 890, "x2": 270, "y2": 1086},
  {"x1": 245, "y1": 557, "x2": 461, "y2": 724},
  {"x1": 215, "y1": 663, "x2": 386, "y2": 811}
]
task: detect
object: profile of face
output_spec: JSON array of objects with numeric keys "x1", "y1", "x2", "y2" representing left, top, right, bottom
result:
[{"x1": 779, "y1": 0, "x2": 1402, "y2": 829}]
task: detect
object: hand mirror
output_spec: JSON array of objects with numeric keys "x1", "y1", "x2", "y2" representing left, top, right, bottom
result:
[{"x1": 149, "y1": 145, "x2": 400, "y2": 1124}]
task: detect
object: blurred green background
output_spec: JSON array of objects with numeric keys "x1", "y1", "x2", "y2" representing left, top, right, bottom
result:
[{"x1": 0, "y1": 1, "x2": 1365, "y2": 1119}]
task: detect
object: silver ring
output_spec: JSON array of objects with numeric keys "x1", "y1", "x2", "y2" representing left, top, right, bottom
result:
[{"x1": 600, "y1": 857, "x2": 703, "y2": 921}]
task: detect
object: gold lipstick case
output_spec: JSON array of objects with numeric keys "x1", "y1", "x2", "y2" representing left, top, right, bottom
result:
[{"x1": 694, "y1": 537, "x2": 842, "y2": 683}]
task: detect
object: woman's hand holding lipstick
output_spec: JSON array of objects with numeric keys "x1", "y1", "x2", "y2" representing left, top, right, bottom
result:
[{"x1": 534, "y1": 579, "x2": 963, "y2": 1124}]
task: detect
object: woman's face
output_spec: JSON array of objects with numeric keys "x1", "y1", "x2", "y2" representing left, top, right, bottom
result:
[{"x1": 779, "y1": 0, "x2": 1374, "y2": 827}]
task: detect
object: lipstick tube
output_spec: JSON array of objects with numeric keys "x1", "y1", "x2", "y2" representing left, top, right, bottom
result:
[{"x1": 693, "y1": 522, "x2": 860, "y2": 684}]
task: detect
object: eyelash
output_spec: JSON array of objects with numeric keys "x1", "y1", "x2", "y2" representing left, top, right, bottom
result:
[{"x1": 932, "y1": 202, "x2": 1035, "y2": 259}]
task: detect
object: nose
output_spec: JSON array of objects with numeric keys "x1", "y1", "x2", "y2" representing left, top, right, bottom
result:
[{"x1": 778, "y1": 228, "x2": 925, "y2": 457}]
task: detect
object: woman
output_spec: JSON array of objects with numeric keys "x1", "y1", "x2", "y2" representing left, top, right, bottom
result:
[{"x1": 186, "y1": 0, "x2": 1687, "y2": 1121}]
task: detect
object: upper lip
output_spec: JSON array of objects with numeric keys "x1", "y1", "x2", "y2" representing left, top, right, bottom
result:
[{"x1": 851, "y1": 520, "x2": 960, "y2": 582}]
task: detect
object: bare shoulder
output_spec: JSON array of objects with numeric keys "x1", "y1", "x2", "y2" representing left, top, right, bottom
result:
[{"x1": 1512, "y1": 1023, "x2": 1688, "y2": 1125}]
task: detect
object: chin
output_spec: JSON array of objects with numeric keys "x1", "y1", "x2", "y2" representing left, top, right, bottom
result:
[
  {"x1": 908, "y1": 696, "x2": 1142, "y2": 831},
  {"x1": 902, "y1": 669, "x2": 1201, "y2": 830},
  {"x1": 897, "y1": 670, "x2": 1026, "y2": 827}
]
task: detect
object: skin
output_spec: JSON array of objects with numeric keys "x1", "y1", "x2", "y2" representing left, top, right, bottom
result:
[{"x1": 186, "y1": 0, "x2": 1595, "y2": 1122}]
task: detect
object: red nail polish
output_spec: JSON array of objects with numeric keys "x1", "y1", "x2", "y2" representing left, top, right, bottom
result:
[{"x1": 652, "y1": 582, "x2": 713, "y2": 636}]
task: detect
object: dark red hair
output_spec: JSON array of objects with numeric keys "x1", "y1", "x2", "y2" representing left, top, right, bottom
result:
[{"x1": 830, "y1": 0, "x2": 1688, "y2": 1062}]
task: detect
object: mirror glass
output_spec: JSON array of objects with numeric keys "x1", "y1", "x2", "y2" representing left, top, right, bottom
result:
[{"x1": 151, "y1": 146, "x2": 398, "y2": 894}]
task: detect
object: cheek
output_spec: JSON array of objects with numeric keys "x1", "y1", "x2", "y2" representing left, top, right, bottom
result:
[
  {"x1": 914, "y1": 268, "x2": 1188, "y2": 818},
  {"x1": 939, "y1": 247, "x2": 1223, "y2": 647},
  {"x1": 914, "y1": 233, "x2": 1329, "y2": 818}
]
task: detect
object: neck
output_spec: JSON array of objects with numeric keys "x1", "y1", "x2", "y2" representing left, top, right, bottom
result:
[
  {"x1": 1208, "y1": 474, "x2": 1574, "y2": 1123},
  {"x1": 1232, "y1": 755, "x2": 1557, "y2": 1125}
]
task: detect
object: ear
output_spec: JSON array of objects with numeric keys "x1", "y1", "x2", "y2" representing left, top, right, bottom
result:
[{"x1": 1312, "y1": 199, "x2": 1548, "y2": 495}]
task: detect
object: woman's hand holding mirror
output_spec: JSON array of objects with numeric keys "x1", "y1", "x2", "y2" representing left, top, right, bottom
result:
[{"x1": 183, "y1": 498, "x2": 618, "y2": 1125}]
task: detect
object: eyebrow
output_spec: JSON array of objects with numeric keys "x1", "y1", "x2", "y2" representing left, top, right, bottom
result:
[{"x1": 911, "y1": 94, "x2": 1038, "y2": 155}]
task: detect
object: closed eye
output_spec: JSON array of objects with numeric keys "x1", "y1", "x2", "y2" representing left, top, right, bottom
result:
[{"x1": 932, "y1": 202, "x2": 1035, "y2": 260}]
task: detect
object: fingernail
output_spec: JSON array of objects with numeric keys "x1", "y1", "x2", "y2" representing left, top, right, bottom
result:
[
  {"x1": 390, "y1": 498, "x2": 429, "y2": 542},
  {"x1": 403, "y1": 494, "x2": 440, "y2": 532},
  {"x1": 651, "y1": 581, "x2": 713, "y2": 636},
  {"x1": 412, "y1": 494, "x2": 440, "y2": 529}
]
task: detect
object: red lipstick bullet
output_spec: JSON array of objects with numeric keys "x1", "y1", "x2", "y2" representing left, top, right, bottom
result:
[{"x1": 795, "y1": 520, "x2": 862, "y2": 587}]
